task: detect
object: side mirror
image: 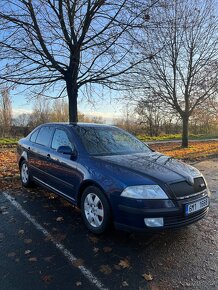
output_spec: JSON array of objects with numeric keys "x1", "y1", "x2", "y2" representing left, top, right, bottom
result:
[{"x1": 57, "y1": 145, "x2": 77, "y2": 157}]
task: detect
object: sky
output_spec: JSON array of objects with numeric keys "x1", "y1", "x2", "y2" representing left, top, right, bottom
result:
[{"x1": 11, "y1": 87, "x2": 125, "y2": 123}]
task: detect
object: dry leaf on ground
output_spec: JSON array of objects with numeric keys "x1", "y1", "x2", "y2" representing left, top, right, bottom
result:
[
  {"x1": 24, "y1": 239, "x2": 32, "y2": 244},
  {"x1": 142, "y1": 273, "x2": 153, "y2": 281},
  {"x1": 118, "y1": 259, "x2": 130, "y2": 269},
  {"x1": 8, "y1": 252, "x2": 16, "y2": 257},
  {"x1": 103, "y1": 246, "x2": 112, "y2": 253},
  {"x1": 56, "y1": 216, "x2": 64, "y2": 222},
  {"x1": 24, "y1": 250, "x2": 31, "y2": 255},
  {"x1": 99, "y1": 264, "x2": 112, "y2": 275},
  {"x1": 42, "y1": 275, "x2": 53, "y2": 283},
  {"x1": 72, "y1": 259, "x2": 84, "y2": 267},
  {"x1": 93, "y1": 247, "x2": 99, "y2": 253},
  {"x1": 88, "y1": 235, "x2": 99, "y2": 243},
  {"x1": 29, "y1": 257, "x2": 38, "y2": 262},
  {"x1": 122, "y1": 281, "x2": 129, "y2": 287}
]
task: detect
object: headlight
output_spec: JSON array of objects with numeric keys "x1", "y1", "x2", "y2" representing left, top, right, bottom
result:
[{"x1": 121, "y1": 185, "x2": 168, "y2": 199}]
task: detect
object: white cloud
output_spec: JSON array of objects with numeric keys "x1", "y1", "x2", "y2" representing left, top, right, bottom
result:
[
  {"x1": 12, "y1": 108, "x2": 33, "y2": 117},
  {"x1": 84, "y1": 110, "x2": 121, "y2": 118}
]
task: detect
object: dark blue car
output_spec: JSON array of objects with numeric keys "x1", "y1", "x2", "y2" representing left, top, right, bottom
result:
[{"x1": 17, "y1": 123, "x2": 210, "y2": 234}]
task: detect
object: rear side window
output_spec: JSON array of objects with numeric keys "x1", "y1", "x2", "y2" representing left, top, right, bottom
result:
[
  {"x1": 51, "y1": 129, "x2": 73, "y2": 150},
  {"x1": 36, "y1": 126, "x2": 53, "y2": 147},
  {"x1": 30, "y1": 129, "x2": 39, "y2": 143}
]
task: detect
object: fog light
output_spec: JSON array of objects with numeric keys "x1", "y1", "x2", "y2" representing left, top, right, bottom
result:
[{"x1": 144, "y1": 217, "x2": 164, "y2": 227}]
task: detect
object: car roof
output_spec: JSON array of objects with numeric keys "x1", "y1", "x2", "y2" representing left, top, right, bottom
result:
[{"x1": 42, "y1": 122, "x2": 115, "y2": 129}]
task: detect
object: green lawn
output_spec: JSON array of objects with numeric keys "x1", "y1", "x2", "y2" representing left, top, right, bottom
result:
[
  {"x1": 0, "y1": 138, "x2": 19, "y2": 145},
  {"x1": 137, "y1": 133, "x2": 218, "y2": 142}
]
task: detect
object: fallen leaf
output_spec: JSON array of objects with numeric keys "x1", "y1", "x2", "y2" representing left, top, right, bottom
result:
[
  {"x1": 72, "y1": 259, "x2": 84, "y2": 267},
  {"x1": 44, "y1": 235, "x2": 52, "y2": 242},
  {"x1": 56, "y1": 216, "x2": 64, "y2": 222},
  {"x1": 0, "y1": 206, "x2": 7, "y2": 210},
  {"x1": 42, "y1": 275, "x2": 53, "y2": 283},
  {"x1": 53, "y1": 233, "x2": 66, "y2": 242},
  {"x1": 29, "y1": 257, "x2": 37, "y2": 262},
  {"x1": 119, "y1": 259, "x2": 130, "y2": 269},
  {"x1": 103, "y1": 246, "x2": 112, "y2": 253},
  {"x1": 8, "y1": 252, "x2": 16, "y2": 257},
  {"x1": 24, "y1": 250, "x2": 31, "y2": 255},
  {"x1": 122, "y1": 281, "x2": 129, "y2": 287},
  {"x1": 142, "y1": 273, "x2": 153, "y2": 281},
  {"x1": 76, "y1": 281, "x2": 82, "y2": 287},
  {"x1": 99, "y1": 264, "x2": 112, "y2": 275},
  {"x1": 24, "y1": 239, "x2": 32, "y2": 244},
  {"x1": 89, "y1": 236, "x2": 99, "y2": 243}
]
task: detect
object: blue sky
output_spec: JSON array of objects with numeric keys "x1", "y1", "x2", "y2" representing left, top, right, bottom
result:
[{"x1": 11, "y1": 87, "x2": 124, "y2": 122}]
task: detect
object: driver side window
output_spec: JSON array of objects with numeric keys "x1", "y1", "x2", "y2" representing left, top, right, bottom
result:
[{"x1": 51, "y1": 129, "x2": 73, "y2": 150}]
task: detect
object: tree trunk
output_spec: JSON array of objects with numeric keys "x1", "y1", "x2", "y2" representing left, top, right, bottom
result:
[
  {"x1": 182, "y1": 115, "x2": 189, "y2": 147},
  {"x1": 66, "y1": 78, "x2": 78, "y2": 122}
]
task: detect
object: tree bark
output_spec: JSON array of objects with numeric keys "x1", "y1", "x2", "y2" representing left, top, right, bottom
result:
[
  {"x1": 182, "y1": 115, "x2": 189, "y2": 147},
  {"x1": 66, "y1": 78, "x2": 78, "y2": 122}
]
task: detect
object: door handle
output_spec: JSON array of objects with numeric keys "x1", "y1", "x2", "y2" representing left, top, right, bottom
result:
[{"x1": 46, "y1": 154, "x2": 51, "y2": 160}]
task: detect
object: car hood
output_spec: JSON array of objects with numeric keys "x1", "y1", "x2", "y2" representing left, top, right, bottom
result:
[{"x1": 95, "y1": 152, "x2": 201, "y2": 184}]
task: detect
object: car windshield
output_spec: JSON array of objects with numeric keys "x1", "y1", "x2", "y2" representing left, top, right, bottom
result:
[{"x1": 75, "y1": 126, "x2": 152, "y2": 156}]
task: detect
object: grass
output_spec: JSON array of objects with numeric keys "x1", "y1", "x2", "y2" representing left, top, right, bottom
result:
[
  {"x1": 0, "y1": 138, "x2": 19, "y2": 145},
  {"x1": 137, "y1": 133, "x2": 218, "y2": 142}
]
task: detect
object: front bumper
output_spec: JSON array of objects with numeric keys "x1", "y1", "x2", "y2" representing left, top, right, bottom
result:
[{"x1": 112, "y1": 190, "x2": 210, "y2": 232}]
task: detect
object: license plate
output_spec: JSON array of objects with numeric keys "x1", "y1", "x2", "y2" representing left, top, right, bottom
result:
[{"x1": 185, "y1": 197, "x2": 209, "y2": 215}]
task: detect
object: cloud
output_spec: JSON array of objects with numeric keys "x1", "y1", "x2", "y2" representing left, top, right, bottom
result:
[
  {"x1": 12, "y1": 108, "x2": 33, "y2": 117},
  {"x1": 84, "y1": 110, "x2": 121, "y2": 119}
]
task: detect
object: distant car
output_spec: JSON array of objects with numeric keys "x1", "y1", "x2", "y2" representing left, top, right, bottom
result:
[{"x1": 17, "y1": 123, "x2": 210, "y2": 234}]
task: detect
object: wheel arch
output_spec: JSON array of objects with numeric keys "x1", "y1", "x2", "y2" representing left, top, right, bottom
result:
[
  {"x1": 18, "y1": 150, "x2": 29, "y2": 168},
  {"x1": 77, "y1": 180, "x2": 107, "y2": 208}
]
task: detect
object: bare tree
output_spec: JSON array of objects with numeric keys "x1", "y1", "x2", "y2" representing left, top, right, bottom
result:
[
  {"x1": 134, "y1": 0, "x2": 218, "y2": 146},
  {"x1": 28, "y1": 96, "x2": 51, "y2": 127},
  {"x1": 135, "y1": 95, "x2": 164, "y2": 136},
  {"x1": 0, "y1": 88, "x2": 12, "y2": 136},
  {"x1": 190, "y1": 96, "x2": 218, "y2": 135},
  {"x1": 50, "y1": 99, "x2": 69, "y2": 122},
  {"x1": 0, "y1": 0, "x2": 157, "y2": 122},
  {"x1": 13, "y1": 113, "x2": 31, "y2": 127}
]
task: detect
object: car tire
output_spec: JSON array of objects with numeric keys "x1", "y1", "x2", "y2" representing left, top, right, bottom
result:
[
  {"x1": 81, "y1": 186, "x2": 112, "y2": 234},
  {"x1": 20, "y1": 160, "x2": 34, "y2": 187}
]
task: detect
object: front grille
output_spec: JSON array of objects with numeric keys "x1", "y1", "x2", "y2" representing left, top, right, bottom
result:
[
  {"x1": 169, "y1": 177, "x2": 206, "y2": 198},
  {"x1": 164, "y1": 207, "x2": 208, "y2": 228}
]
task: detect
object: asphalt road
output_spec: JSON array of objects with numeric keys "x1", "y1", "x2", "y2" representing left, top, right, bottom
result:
[{"x1": 0, "y1": 158, "x2": 217, "y2": 290}]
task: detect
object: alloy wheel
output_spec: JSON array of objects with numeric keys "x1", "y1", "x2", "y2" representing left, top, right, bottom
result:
[{"x1": 84, "y1": 193, "x2": 104, "y2": 228}]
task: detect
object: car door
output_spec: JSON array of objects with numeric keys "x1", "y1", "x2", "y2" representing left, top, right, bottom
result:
[
  {"x1": 46, "y1": 127, "x2": 80, "y2": 201},
  {"x1": 28, "y1": 126, "x2": 54, "y2": 183}
]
